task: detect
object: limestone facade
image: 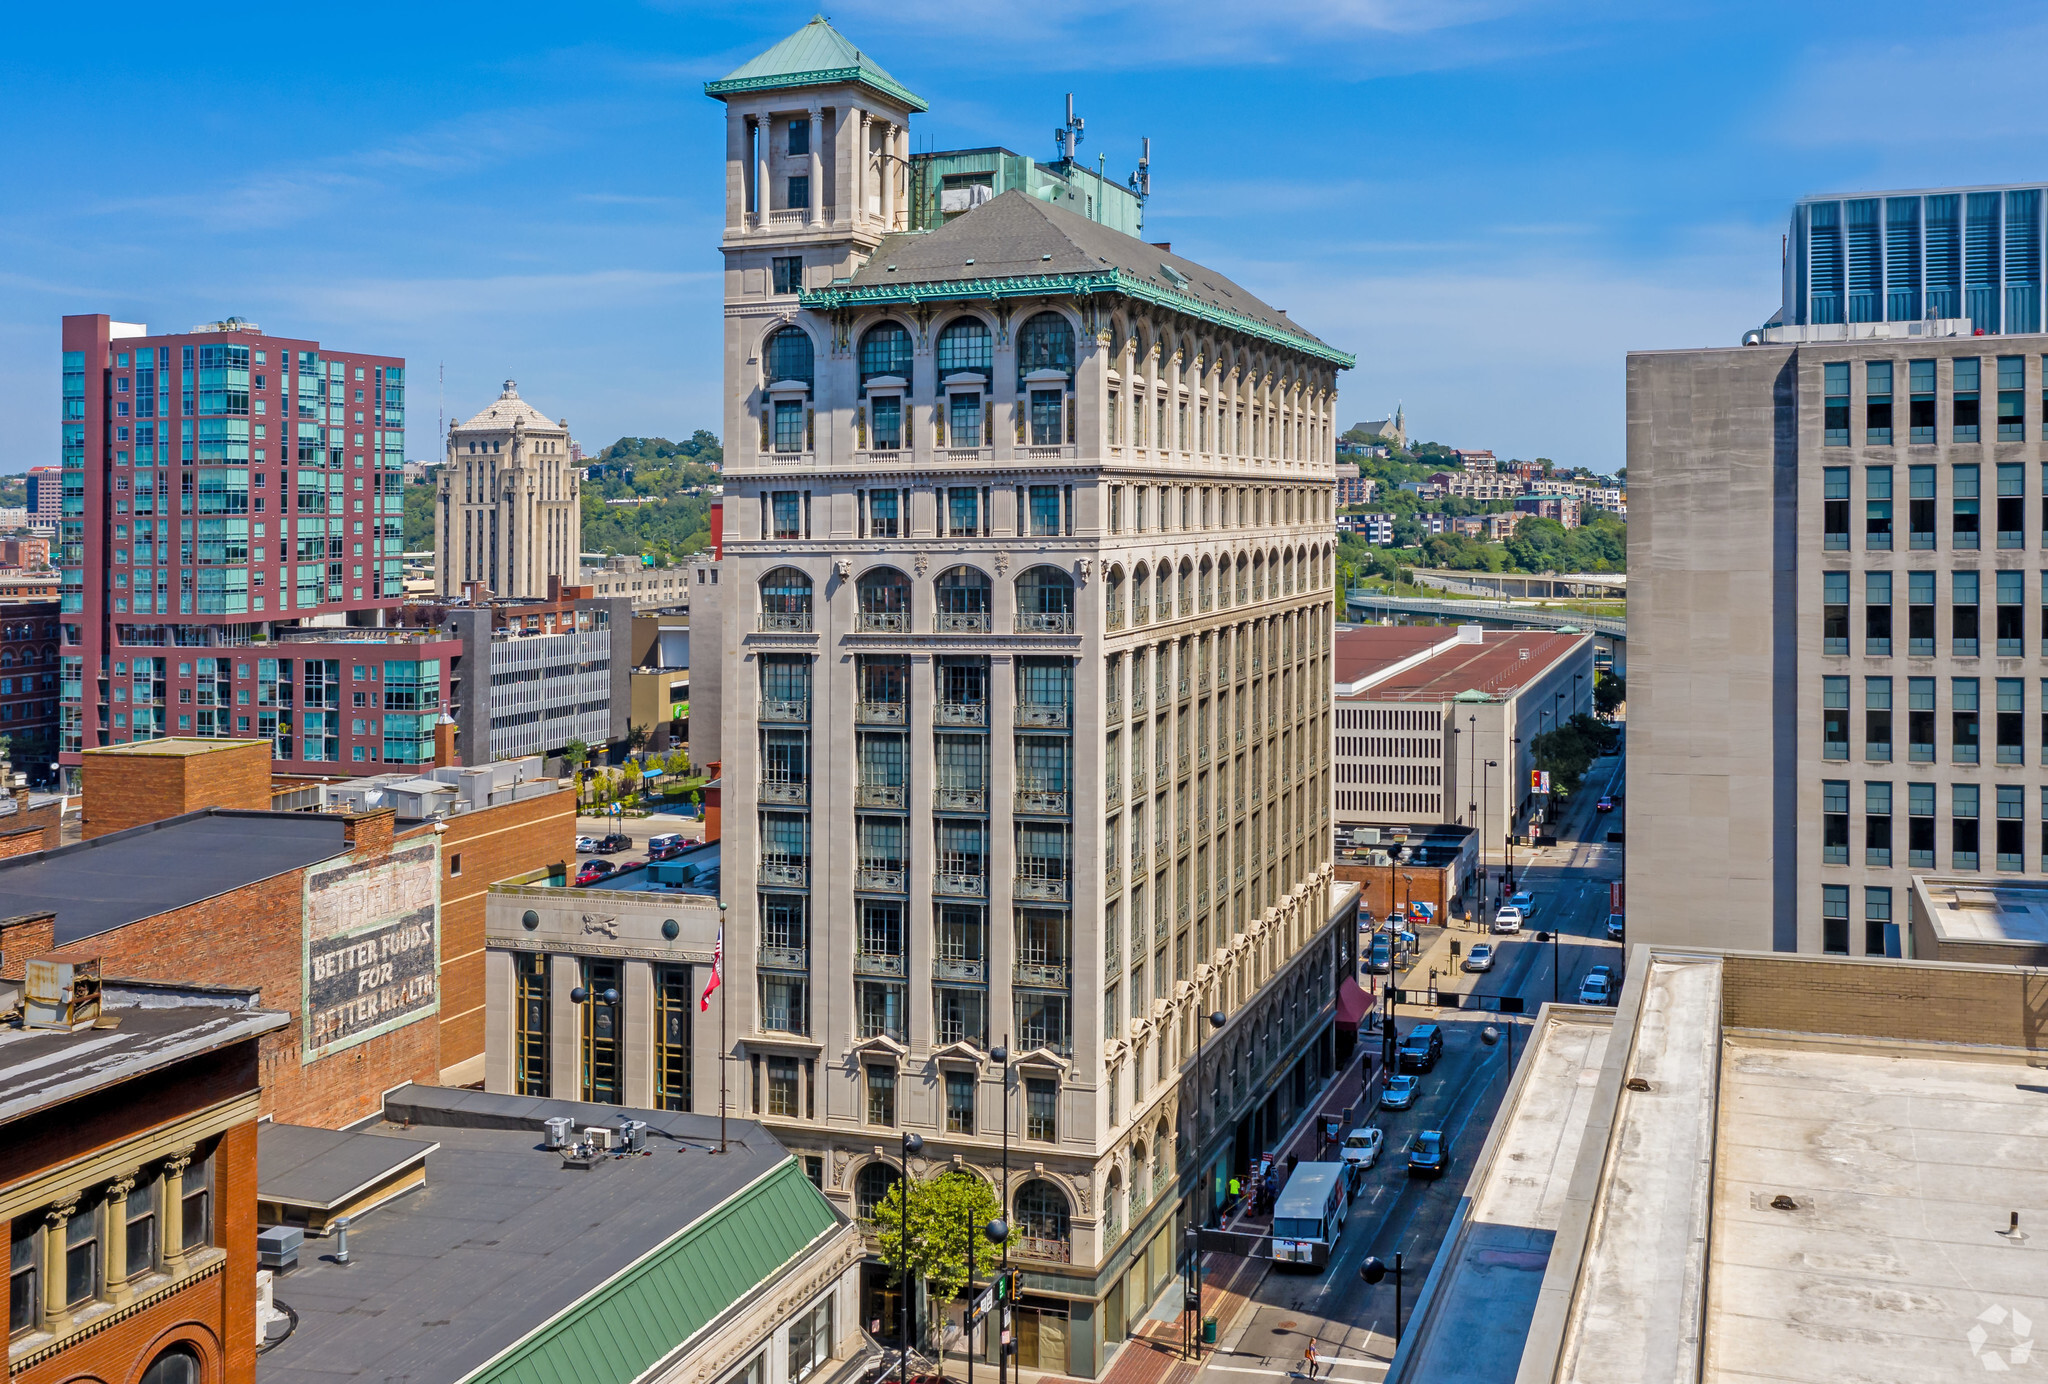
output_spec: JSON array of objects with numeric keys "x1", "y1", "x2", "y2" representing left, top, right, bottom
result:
[{"x1": 437, "y1": 380, "x2": 581, "y2": 598}]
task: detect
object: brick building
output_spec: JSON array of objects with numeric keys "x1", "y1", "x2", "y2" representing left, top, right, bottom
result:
[
  {"x1": 23, "y1": 466, "x2": 62, "y2": 528},
  {"x1": 1513, "y1": 493, "x2": 1582, "y2": 528},
  {"x1": 0, "y1": 536, "x2": 52, "y2": 570},
  {"x1": 0, "y1": 598, "x2": 60, "y2": 780},
  {"x1": 3, "y1": 977, "x2": 286, "y2": 1384}
]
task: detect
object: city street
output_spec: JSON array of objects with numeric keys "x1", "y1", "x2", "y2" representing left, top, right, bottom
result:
[{"x1": 1186, "y1": 739, "x2": 1627, "y2": 1380}]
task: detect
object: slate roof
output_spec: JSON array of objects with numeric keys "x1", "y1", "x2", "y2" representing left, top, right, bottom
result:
[
  {"x1": 811, "y1": 190, "x2": 1350, "y2": 365},
  {"x1": 0, "y1": 809, "x2": 350, "y2": 945},
  {"x1": 705, "y1": 15, "x2": 927, "y2": 112}
]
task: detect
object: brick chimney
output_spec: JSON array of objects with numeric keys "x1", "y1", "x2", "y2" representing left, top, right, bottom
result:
[
  {"x1": 343, "y1": 808, "x2": 397, "y2": 859},
  {"x1": 433, "y1": 717, "x2": 459, "y2": 768}
]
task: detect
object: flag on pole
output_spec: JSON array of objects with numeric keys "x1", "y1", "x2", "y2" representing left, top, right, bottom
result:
[{"x1": 700, "y1": 927, "x2": 723, "y2": 1012}]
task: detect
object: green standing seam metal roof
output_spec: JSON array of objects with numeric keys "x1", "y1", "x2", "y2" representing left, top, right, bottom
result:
[
  {"x1": 467, "y1": 1159, "x2": 842, "y2": 1384},
  {"x1": 705, "y1": 15, "x2": 928, "y2": 112}
]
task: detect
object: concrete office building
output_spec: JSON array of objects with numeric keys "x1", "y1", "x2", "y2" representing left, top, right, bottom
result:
[
  {"x1": 433, "y1": 586, "x2": 631, "y2": 762},
  {"x1": 705, "y1": 19, "x2": 1353, "y2": 1375},
  {"x1": 436, "y1": 380, "x2": 581, "y2": 599},
  {"x1": 1333, "y1": 626, "x2": 1593, "y2": 864},
  {"x1": 1630, "y1": 328, "x2": 2048, "y2": 955}
]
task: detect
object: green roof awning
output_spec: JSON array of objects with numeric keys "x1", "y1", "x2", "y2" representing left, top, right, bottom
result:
[{"x1": 705, "y1": 16, "x2": 928, "y2": 112}]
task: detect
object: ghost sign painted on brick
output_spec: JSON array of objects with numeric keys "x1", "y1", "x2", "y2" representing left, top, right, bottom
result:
[{"x1": 303, "y1": 835, "x2": 441, "y2": 1061}]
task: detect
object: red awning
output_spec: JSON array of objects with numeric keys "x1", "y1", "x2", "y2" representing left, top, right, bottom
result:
[{"x1": 1334, "y1": 977, "x2": 1373, "y2": 1032}]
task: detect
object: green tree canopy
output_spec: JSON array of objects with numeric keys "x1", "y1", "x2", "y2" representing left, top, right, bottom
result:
[
  {"x1": 1531, "y1": 713, "x2": 1621, "y2": 798},
  {"x1": 870, "y1": 1170, "x2": 1006, "y2": 1306}
]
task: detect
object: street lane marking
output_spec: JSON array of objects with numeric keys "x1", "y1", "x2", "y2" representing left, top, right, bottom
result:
[{"x1": 1205, "y1": 1365, "x2": 1389, "y2": 1380}]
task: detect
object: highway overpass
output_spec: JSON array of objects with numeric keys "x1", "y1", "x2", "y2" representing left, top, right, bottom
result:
[{"x1": 1343, "y1": 592, "x2": 1626, "y2": 672}]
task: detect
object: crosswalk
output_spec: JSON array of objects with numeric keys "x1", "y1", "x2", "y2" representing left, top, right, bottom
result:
[{"x1": 1203, "y1": 1358, "x2": 1390, "y2": 1381}]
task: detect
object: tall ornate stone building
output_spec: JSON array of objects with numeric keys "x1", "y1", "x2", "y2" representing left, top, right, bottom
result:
[
  {"x1": 436, "y1": 380, "x2": 582, "y2": 598},
  {"x1": 707, "y1": 20, "x2": 1356, "y2": 1376}
]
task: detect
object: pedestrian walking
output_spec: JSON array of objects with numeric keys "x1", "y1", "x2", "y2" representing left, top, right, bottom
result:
[
  {"x1": 1302, "y1": 1342, "x2": 1321, "y2": 1379},
  {"x1": 1227, "y1": 1175, "x2": 1242, "y2": 1213}
]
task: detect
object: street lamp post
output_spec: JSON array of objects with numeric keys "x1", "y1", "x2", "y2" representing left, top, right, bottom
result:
[
  {"x1": 1192, "y1": 1009, "x2": 1226, "y2": 1226},
  {"x1": 1481, "y1": 1020, "x2": 1516, "y2": 1071},
  {"x1": 990, "y1": 1041, "x2": 1011, "y2": 1384},
  {"x1": 897, "y1": 1131, "x2": 925, "y2": 1384},
  {"x1": 1482, "y1": 759, "x2": 1498, "y2": 916},
  {"x1": 1537, "y1": 930, "x2": 1560, "y2": 1004},
  {"x1": 969, "y1": 1215, "x2": 1007, "y2": 1384},
  {"x1": 1360, "y1": 1253, "x2": 1406, "y2": 1348},
  {"x1": 1506, "y1": 736, "x2": 1521, "y2": 894}
]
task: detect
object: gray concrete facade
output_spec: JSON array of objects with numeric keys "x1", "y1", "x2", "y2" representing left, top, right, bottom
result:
[{"x1": 1631, "y1": 335, "x2": 2048, "y2": 955}]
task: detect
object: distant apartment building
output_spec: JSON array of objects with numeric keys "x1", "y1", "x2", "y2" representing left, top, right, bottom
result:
[
  {"x1": 0, "y1": 535, "x2": 52, "y2": 569},
  {"x1": 435, "y1": 380, "x2": 583, "y2": 599},
  {"x1": 1629, "y1": 316, "x2": 2048, "y2": 956},
  {"x1": 1334, "y1": 462, "x2": 1374, "y2": 506},
  {"x1": 23, "y1": 465, "x2": 61, "y2": 528},
  {"x1": 1429, "y1": 471, "x2": 1523, "y2": 501},
  {"x1": 0, "y1": 598, "x2": 60, "y2": 778},
  {"x1": 1453, "y1": 449, "x2": 1497, "y2": 472},
  {"x1": 1332, "y1": 625, "x2": 1593, "y2": 857},
  {"x1": 580, "y1": 553, "x2": 695, "y2": 610},
  {"x1": 1350, "y1": 513, "x2": 1394, "y2": 544},
  {"x1": 1514, "y1": 494, "x2": 1581, "y2": 528},
  {"x1": 56, "y1": 314, "x2": 436, "y2": 786}
]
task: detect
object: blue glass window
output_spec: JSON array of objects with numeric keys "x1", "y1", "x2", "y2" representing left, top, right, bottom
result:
[{"x1": 1824, "y1": 362, "x2": 1851, "y2": 445}]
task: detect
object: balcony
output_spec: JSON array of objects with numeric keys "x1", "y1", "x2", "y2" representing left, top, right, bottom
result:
[
  {"x1": 858, "y1": 700, "x2": 907, "y2": 726},
  {"x1": 857, "y1": 865, "x2": 907, "y2": 893},
  {"x1": 1104, "y1": 864, "x2": 1122, "y2": 895},
  {"x1": 759, "y1": 944, "x2": 809, "y2": 970},
  {"x1": 1014, "y1": 960, "x2": 1071, "y2": 988},
  {"x1": 857, "y1": 611, "x2": 909, "y2": 633},
  {"x1": 1106, "y1": 701, "x2": 1123, "y2": 726},
  {"x1": 933, "y1": 955, "x2": 985, "y2": 982},
  {"x1": 935, "y1": 612, "x2": 992, "y2": 634},
  {"x1": 1014, "y1": 1236, "x2": 1071, "y2": 1263},
  {"x1": 855, "y1": 951, "x2": 907, "y2": 978},
  {"x1": 1105, "y1": 778, "x2": 1123, "y2": 808},
  {"x1": 856, "y1": 783, "x2": 907, "y2": 809},
  {"x1": 1016, "y1": 612, "x2": 1075, "y2": 635},
  {"x1": 1177, "y1": 826, "x2": 1190, "y2": 850},
  {"x1": 1107, "y1": 609, "x2": 1125, "y2": 632},
  {"x1": 935, "y1": 871, "x2": 987, "y2": 897},
  {"x1": 934, "y1": 786, "x2": 988, "y2": 813},
  {"x1": 1015, "y1": 788, "x2": 1071, "y2": 815},
  {"x1": 1014, "y1": 875, "x2": 1071, "y2": 902},
  {"x1": 758, "y1": 612, "x2": 814, "y2": 633},
  {"x1": 759, "y1": 857, "x2": 809, "y2": 889},
  {"x1": 1016, "y1": 703, "x2": 1070, "y2": 730},
  {"x1": 937, "y1": 701, "x2": 988, "y2": 728},
  {"x1": 1131, "y1": 849, "x2": 1147, "y2": 875},
  {"x1": 758, "y1": 779, "x2": 809, "y2": 806}
]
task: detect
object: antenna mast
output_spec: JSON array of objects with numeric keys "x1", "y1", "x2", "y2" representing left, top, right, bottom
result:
[{"x1": 1053, "y1": 93, "x2": 1085, "y2": 163}]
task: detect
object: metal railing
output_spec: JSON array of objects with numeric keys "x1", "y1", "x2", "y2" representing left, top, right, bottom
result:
[
  {"x1": 758, "y1": 779, "x2": 808, "y2": 805},
  {"x1": 857, "y1": 701, "x2": 906, "y2": 726},
  {"x1": 1015, "y1": 612, "x2": 1075, "y2": 634},
  {"x1": 1015, "y1": 1236, "x2": 1071, "y2": 1263},
  {"x1": 855, "y1": 783, "x2": 907, "y2": 809},
  {"x1": 758, "y1": 612, "x2": 813, "y2": 633},
  {"x1": 937, "y1": 701, "x2": 987, "y2": 727},
  {"x1": 935, "y1": 786, "x2": 987, "y2": 812},
  {"x1": 935, "y1": 612, "x2": 992, "y2": 634},
  {"x1": 934, "y1": 871, "x2": 987, "y2": 897},
  {"x1": 759, "y1": 944, "x2": 808, "y2": 970},
  {"x1": 857, "y1": 611, "x2": 909, "y2": 633},
  {"x1": 1014, "y1": 876, "x2": 1071, "y2": 902},
  {"x1": 1104, "y1": 864, "x2": 1122, "y2": 895},
  {"x1": 1016, "y1": 703, "x2": 1070, "y2": 729},
  {"x1": 759, "y1": 857, "x2": 808, "y2": 888},
  {"x1": 1014, "y1": 788, "x2": 1070, "y2": 815},
  {"x1": 759, "y1": 697, "x2": 811, "y2": 724},
  {"x1": 855, "y1": 951, "x2": 906, "y2": 977},
  {"x1": 856, "y1": 865, "x2": 907, "y2": 893},
  {"x1": 1014, "y1": 960, "x2": 1071, "y2": 988},
  {"x1": 933, "y1": 955, "x2": 985, "y2": 982}
]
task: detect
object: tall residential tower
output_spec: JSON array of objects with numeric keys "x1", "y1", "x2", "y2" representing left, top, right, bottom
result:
[{"x1": 706, "y1": 20, "x2": 1355, "y2": 1376}]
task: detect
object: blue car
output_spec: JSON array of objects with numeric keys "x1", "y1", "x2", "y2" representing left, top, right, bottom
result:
[
  {"x1": 1407, "y1": 1129, "x2": 1449, "y2": 1177},
  {"x1": 1380, "y1": 1073, "x2": 1420, "y2": 1110}
]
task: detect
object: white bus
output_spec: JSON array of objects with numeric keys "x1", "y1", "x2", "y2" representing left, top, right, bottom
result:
[{"x1": 1269, "y1": 1162, "x2": 1350, "y2": 1270}]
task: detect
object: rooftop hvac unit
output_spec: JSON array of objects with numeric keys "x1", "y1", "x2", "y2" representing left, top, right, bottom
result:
[
  {"x1": 256, "y1": 1225, "x2": 303, "y2": 1272},
  {"x1": 1349, "y1": 827, "x2": 1381, "y2": 846},
  {"x1": 618, "y1": 1120, "x2": 650, "y2": 1153},
  {"x1": 23, "y1": 956, "x2": 102, "y2": 1031},
  {"x1": 584, "y1": 1126, "x2": 616, "y2": 1152},
  {"x1": 1366, "y1": 850, "x2": 1393, "y2": 867},
  {"x1": 543, "y1": 1116, "x2": 575, "y2": 1150}
]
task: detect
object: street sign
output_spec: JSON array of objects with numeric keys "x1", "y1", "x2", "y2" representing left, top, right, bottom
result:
[{"x1": 968, "y1": 1286, "x2": 995, "y2": 1323}]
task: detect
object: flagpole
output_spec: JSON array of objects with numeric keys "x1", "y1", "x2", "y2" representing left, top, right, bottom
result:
[{"x1": 718, "y1": 902, "x2": 729, "y2": 1154}]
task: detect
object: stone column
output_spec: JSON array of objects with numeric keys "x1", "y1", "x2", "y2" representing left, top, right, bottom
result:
[
  {"x1": 878, "y1": 121, "x2": 894, "y2": 230},
  {"x1": 755, "y1": 115, "x2": 770, "y2": 225},
  {"x1": 551, "y1": 952, "x2": 581, "y2": 1102},
  {"x1": 102, "y1": 1173, "x2": 138, "y2": 1304},
  {"x1": 41, "y1": 1197, "x2": 79, "y2": 1332},
  {"x1": 623, "y1": 959, "x2": 656, "y2": 1108},
  {"x1": 807, "y1": 106, "x2": 823, "y2": 227},
  {"x1": 160, "y1": 1148, "x2": 194, "y2": 1273},
  {"x1": 854, "y1": 109, "x2": 870, "y2": 227}
]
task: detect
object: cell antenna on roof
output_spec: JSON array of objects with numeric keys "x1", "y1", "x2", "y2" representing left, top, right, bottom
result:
[
  {"x1": 1129, "y1": 138, "x2": 1151, "y2": 200},
  {"x1": 1054, "y1": 93, "x2": 1084, "y2": 163}
]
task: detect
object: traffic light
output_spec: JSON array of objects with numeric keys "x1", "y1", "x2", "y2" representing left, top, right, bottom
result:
[{"x1": 994, "y1": 1269, "x2": 1013, "y2": 1302}]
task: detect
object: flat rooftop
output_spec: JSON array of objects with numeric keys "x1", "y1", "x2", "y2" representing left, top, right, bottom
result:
[
  {"x1": 1913, "y1": 876, "x2": 2048, "y2": 948},
  {"x1": 561, "y1": 840, "x2": 721, "y2": 897},
  {"x1": 0, "y1": 982, "x2": 287, "y2": 1125},
  {"x1": 0, "y1": 809, "x2": 348, "y2": 944},
  {"x1": 259, "y1": 1085, "x2": 829, "y2": 1384},
  {"x1": 84, "y1": 737, "x2": 257, "y2": 758},
  {"x1": 1335, "y1": 627, "x2": 1588, "y2": 702}
]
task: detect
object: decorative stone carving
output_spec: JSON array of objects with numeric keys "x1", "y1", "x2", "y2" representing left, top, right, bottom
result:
[
  {"x1": 835, "y1": 558, "x2": 853, "y2": 580},
  {"x1": 993, "y1": 552, "x2": 1009, "y2": 577},
  {"x1": 580, "y1": 915, "x2": 618, "y2": 939},
  {"x1": 913, "y1": 553, "x2": 929, "y2": 577}
]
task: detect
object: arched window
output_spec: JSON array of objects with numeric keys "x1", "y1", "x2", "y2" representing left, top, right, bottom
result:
[
  {"x1": 141, "y1": 1345, "x2": 203, "y2": 1384},
  {"x1": 859, "y1": 321, "x2": 913, "y2": 389},
  {"x1": 856, "y1": 1162, "x2": 901, "y2": 1220},
  {"x1": 1178, "y1": 563, "x2": 1193, "y2": 616},
  {"x1": 1103, "y1": 1169, "x2": 1125, "y2": 1244},
  {"x1": 1015, "y1": 566, "x2": 1074, "y2": 633},
  {"x1": 760, "y1": 567, "x2": 813, "y2": 631},
  {"x1": 764, "y1": 327, "x2": 815, "y2": 390},
  {"x1": 934, "y1": 566, "x2": 991, "y2": 635},
  {"x1": 857, "y1": 567, "x2": 911, "y2": 632},
  {"x1": 1128, "y1": 1142, "x2": 1149, "y2": 1212},
  {"x1": 1016, "y1": 312, "x2": 1075, "y2": 386},
  {"x1": 1015, "y1": 1179, "x2": 1071, "y2": 1249},
  {"x1": 936, "y1": 318, "x2": 992, "y2": 378},
  {"x1": 1105, "y1": 566, "x2": 1125, "y2": 630},
  {"x1": 1131, "y1": 565, "x2": 1149, "y2": 626}
]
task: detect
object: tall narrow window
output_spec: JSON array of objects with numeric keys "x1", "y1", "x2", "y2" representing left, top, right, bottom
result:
[
  {"x1": 1954, "y1": 358, "x2": 1982, "y2": 443},
  {"x1": 1953, "y1": 677, "x2": 1981, "y2": 763},
  {"x1": 579, "y1": 959, "x2": 622, "y2": 1105},
  {"x1": 1909, "y1": 360, "x2": 1937, "y2": 444},
  {"x1": 1865, "y1": 783, "x2": 1892, "y2": 867},
  {"x1": 1864, "y1": 887, "x2": 1893, "y2": 957},
  {"x1": 1824, "y1": 362, "x2": 1851, "y2": 446},
  {"x1": 1865, "y1": 676, "x2": 1892, "y2": 760},
  {"x1": 1821, "y1": 884, "x2": 1850, "y2": 954},
  {"x1": 1999, "y1": 677, "x2": 2025, "y2": 764},
  {"x1": 1908, "y1": 571, "x2": 1936, "y2": 656},
  {"x1": 1822, "y1": 779, "x2": 1849, "y2": 864},
  {"x1": 945, "y1": 1070, "x2": 976, "y2": 1134},
  {"x1": 1909, "y1": 781, "x2": 1937, "y2": 868},
  {"x1": 1954, "y1": 464, "x2": 1981, "y2": 548},
  {"x1": 1999, "y1": 356, "x2": 2027, "y2": 441},
  {"x1": 866, "y1": 1065, "x2": 897, "y2": 1126},
  {"x1": 1908, "y1": 464, "x2": 1936, "y2": 548},
  {"x1": 515, "y1": 951, "x2": 549, "y2": 1097},
  {"x1": 1823, "y1": 677, "x2": 1850, "y2": 759},
  {"x1": 1998, "y1": 463, "x2": 2026, "y2": 547},
  {"x1": 1908, "y1": 677, "x2": 1936, "y2": 762},
  {"x1": 1865, "y1": 361, "x2": 1893, "y2": 444},
  {"x1": 656, "y1": 965, "x2": 692, "y2": 1111},
  {"x1": 1865, "y1": 572, "x2": 1892, "y2": 655},
  {"x1": 2001, "y1": 784, "x2": 2028, "y2": 871},
  {"x1": 1865, "y1": 466, "x2": 1893, "y2": 548},
  {"x1": 1953, "y1": 784, "x2": 1981, "y2": 870},
  {"x1": 1999, "y1": 570, "x2": 2025, "y2": 656},
  {"x1": 1823, "y1": 468, "x2": 1850, "y2": 548},
  {"x1": 66, "y1": 1198, "x2": 100, "y2": 1307},
  {"x1": 181, "y1": 1148, "x2": 212, "y2": 1253},
  {"x1": 1953, "y1": 571, "x2": 1980, "y2": 656},
  {"x1": 1025, "y1": 1077, "x2": 1058, "y2": 1141},
  {"x1": 1824, "y1": 571, "x2": 1849, "y2": 655}
]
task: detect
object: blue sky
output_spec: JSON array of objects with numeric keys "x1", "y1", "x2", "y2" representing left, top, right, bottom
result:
[{"x1": 7, "y1": 1, "x2": 2048, "y2": 473}]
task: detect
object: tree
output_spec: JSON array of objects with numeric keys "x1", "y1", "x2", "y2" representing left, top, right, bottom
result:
[
  {"x1": 1593, "y1": 671, "x2": 1626, "y2": 717},
  {"x1": 563, "y1": 738, "x2": 589, "y2": 771},
  {"x1": 1530, "y1": 713, "x2": 1621, "y2": 799},
  {"x1": 870, "y1": 1171, "x2": 1005, "y2": 1349},
  {"x1": 625, "y1": 723, "x2": 651, "y2": 754}
]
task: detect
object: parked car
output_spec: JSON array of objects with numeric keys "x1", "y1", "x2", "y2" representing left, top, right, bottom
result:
[
  {"x1": 1606, "y1": 914, "x2": 1626, "y2": 942},
  {"x1": 1380, "y1": 1074, "x2": 1420, "y2": 1110},
  {"x1": 1492, "y1": 905, "x2": 1524, "y2": 935},
  {"x1": 595, "y1": 833, "x2": 632, "y2": 854},
  {"x1": 1463, "y1": 943, "x2": 1495, "y2": 972},
  {"x1": 1577, "y1": 965, "x2": 1614, "y2": 1005},
  {"x1": 1341, "y1": 1126, "x2": 1385, "y2": 1171},
  {"x1": 1366, "y1": 931, "x2": 1392, "y2": 974},
  {"x1": 574, "y1": 835, "x2": 600, "y2": 853},
  {"x1": 1398, "y1": 1023, "x2": 1444, "y2": 1073},
  {"x1": 574, "y1": 859, "x2": 617, "y2": 885},
  {"x1": 1407, "y1": 1129, "x2": 1449, "y2": 1178},
  {"x1": 1509, "y1": 891, "x2": 1536, "y2": 919},
  {"x1": 1595, "y1": 795, "x2": 1615, "y2": 812},
  {"x1": 647, "y1": 832, "x2": 683, "y2": 855},
  {"x1": 650, "y1": 841, "x2": 688, "y2": 862}
]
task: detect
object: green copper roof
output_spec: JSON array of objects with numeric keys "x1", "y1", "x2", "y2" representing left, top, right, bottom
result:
[
  {"x1": 466, "y1": 1159, "x2": 844, "y2": 1384},
  {"x1": 705, "y1": 16, "x2": 928, "y2": 112}
]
